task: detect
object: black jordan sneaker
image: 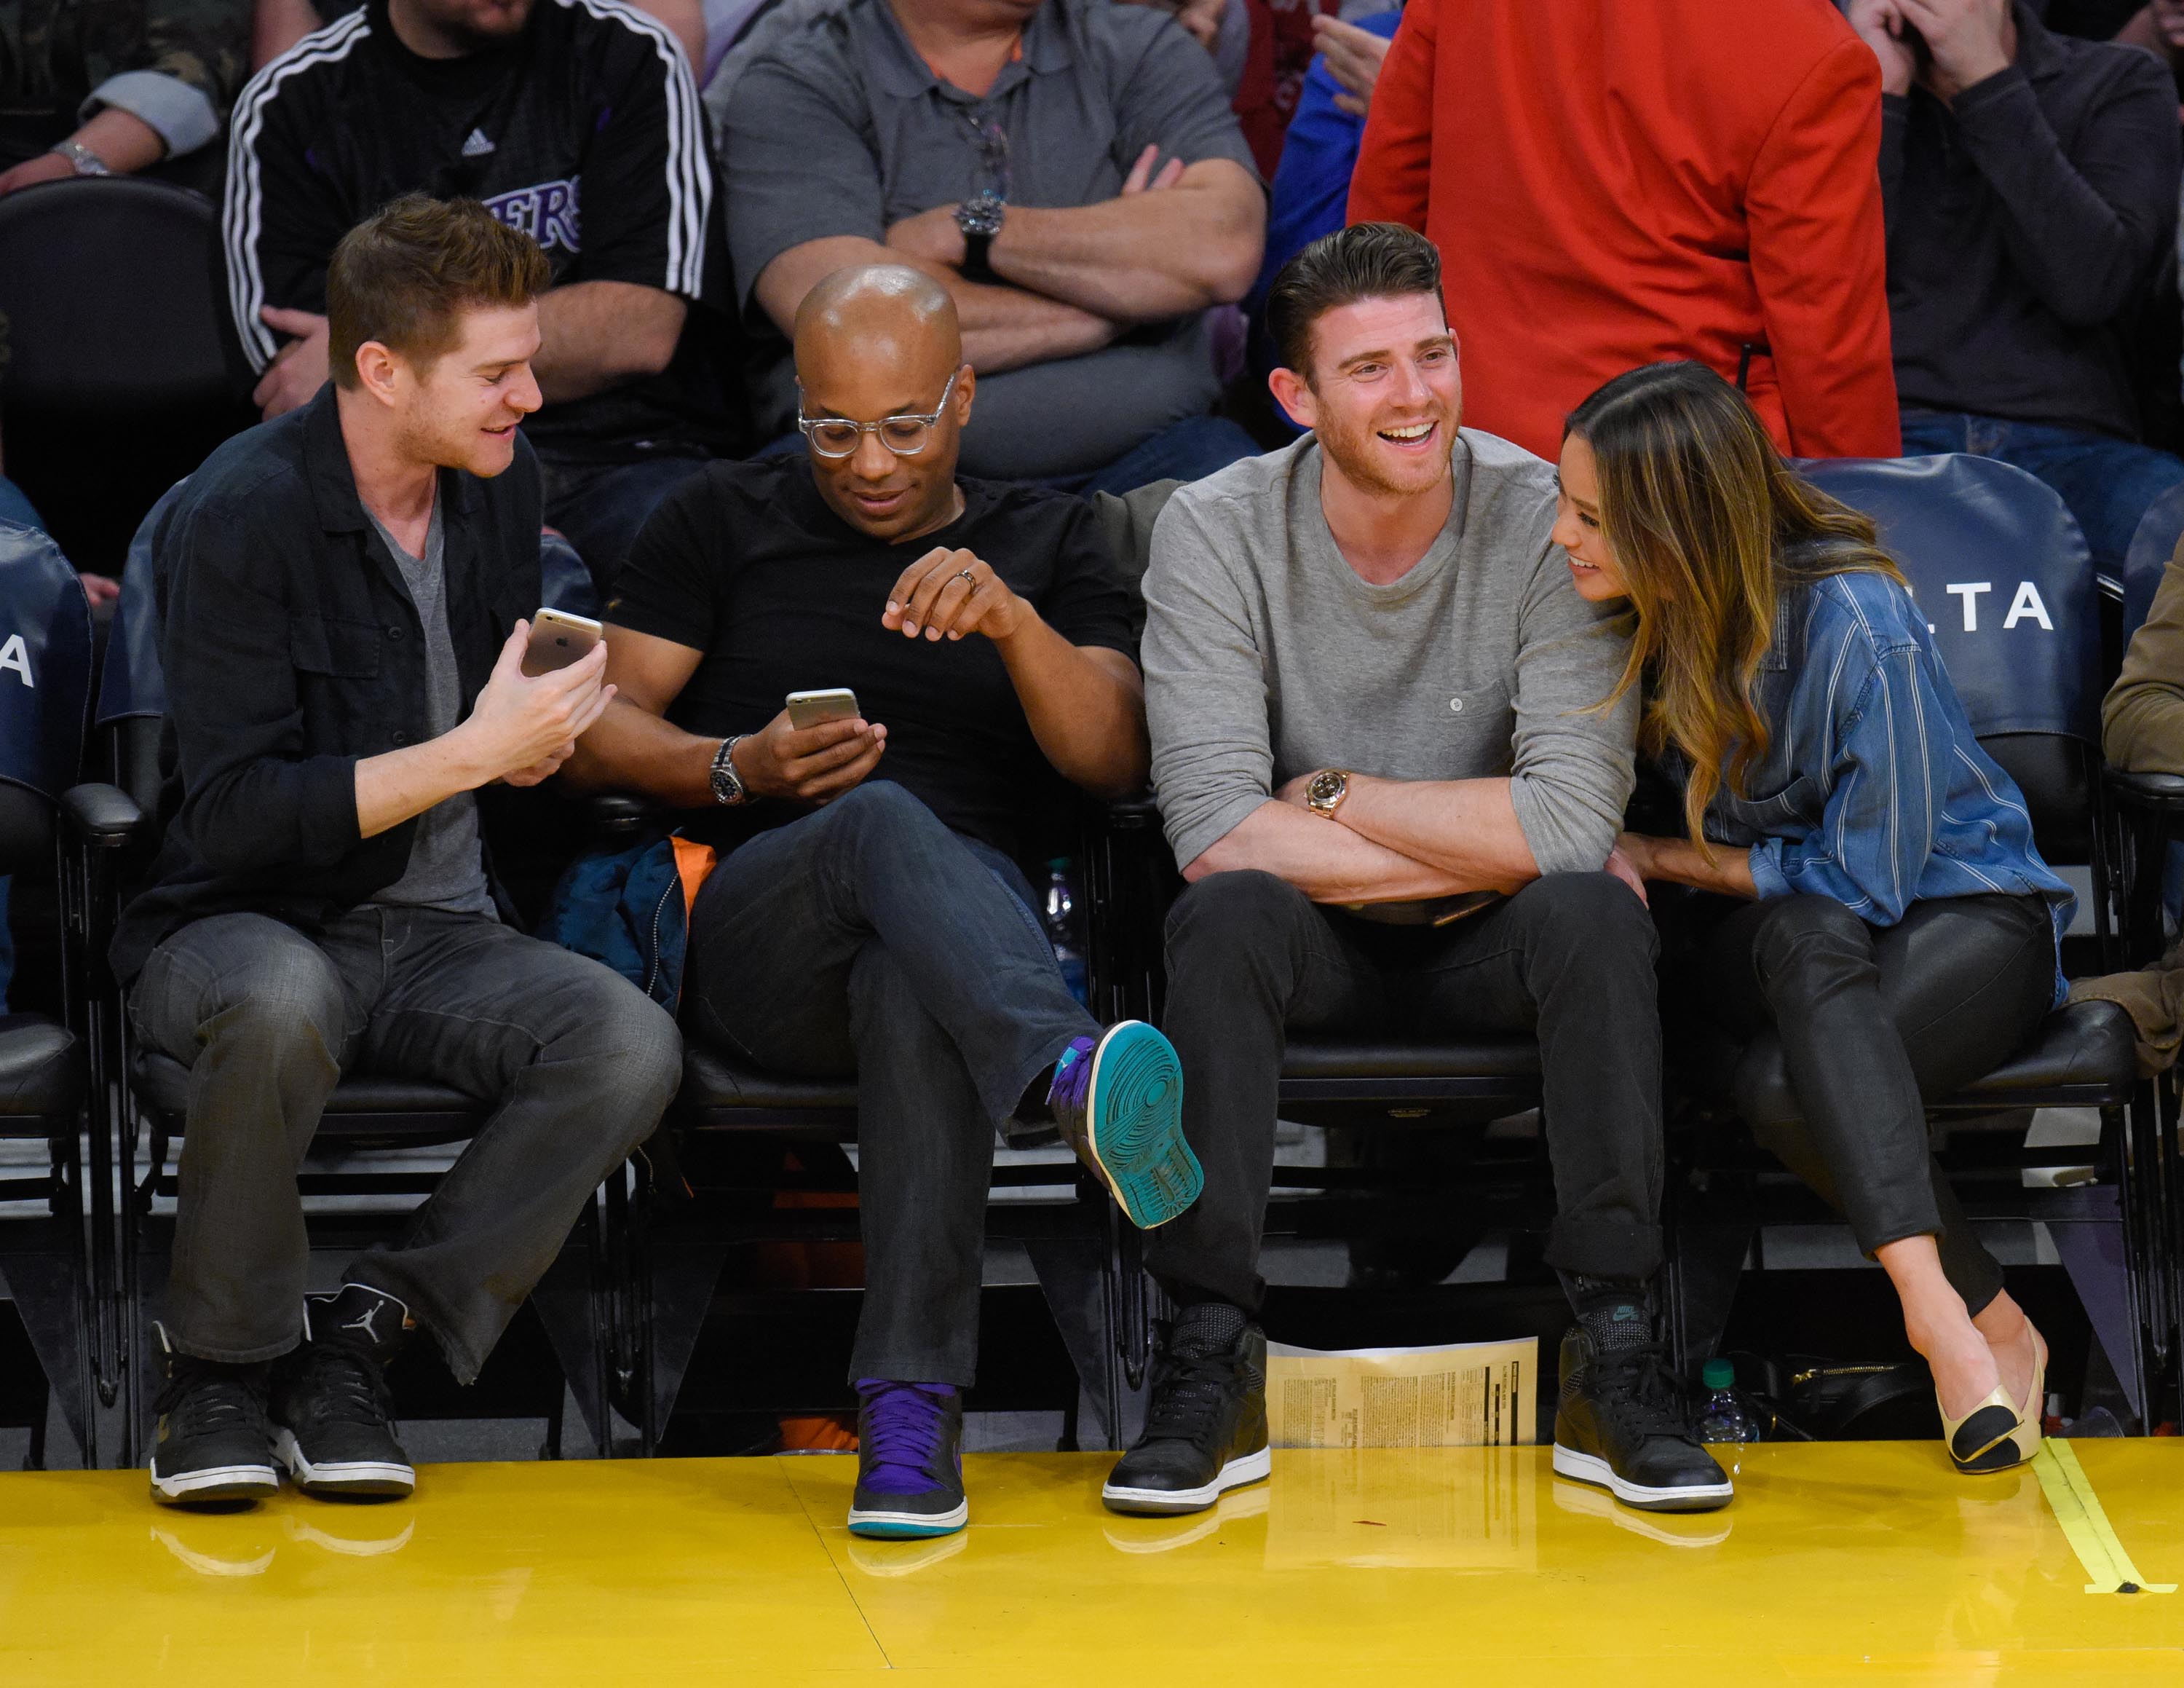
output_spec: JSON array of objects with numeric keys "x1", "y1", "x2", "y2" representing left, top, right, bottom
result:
[
  {"x1": 1551, "y1": 1324, "x2": 1733, "y2": 1513},
  {"x1": 847, "y1": 1379, "x2": 968, "y2": 1539},
  {"x1": 269, "y1": 1284, "x2": 416, "y2": 1499},
  {"x1": 1102, "y1": 1304, "x2": 1270, "y2": 1515},
  {"x1": 149, "y1": 1334, "x2": 280, "y2": 1507}
]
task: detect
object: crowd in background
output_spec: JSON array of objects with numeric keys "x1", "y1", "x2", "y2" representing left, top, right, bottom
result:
[{"x1": 0, "y1": 0, "x2": 2179, "y2": 592}]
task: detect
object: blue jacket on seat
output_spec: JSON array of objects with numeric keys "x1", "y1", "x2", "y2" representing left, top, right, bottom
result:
[{"x1": 1688, "y1": 559, "x2": 2076, "y2": 1001}]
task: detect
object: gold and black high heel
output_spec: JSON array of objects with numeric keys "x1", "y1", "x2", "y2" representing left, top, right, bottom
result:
[{"x1": 1941, "y1": 1381, "x2": 2029, "y2": 1473}]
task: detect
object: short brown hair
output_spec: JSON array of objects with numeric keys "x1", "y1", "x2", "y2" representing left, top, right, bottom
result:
[
  {"x1": 1265, "y1": 222, "x2": 1445, "y2": 380},
  {"x1": 326, "y1": 194, "x2": 551, "y2": 387}
]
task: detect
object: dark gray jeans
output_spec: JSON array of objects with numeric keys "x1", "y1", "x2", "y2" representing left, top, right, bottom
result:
[
  {"x1": 131, "y1": 906, "x2": 684, "y2": 1382},
  {"x1": 682, "y1": 781, "x2": 1097, "y2": 1388},
  {"x1": 1148, "y1": 869, "x2": 1666, "y2": 1314}
]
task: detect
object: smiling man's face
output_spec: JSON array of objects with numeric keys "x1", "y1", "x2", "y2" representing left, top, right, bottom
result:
[
  {"x1": 1277, "y1": 292, "x2": 1462, "y2": 500},
  {"x1": 392, "y1": 301, "x2": 542, "y2": 478}
]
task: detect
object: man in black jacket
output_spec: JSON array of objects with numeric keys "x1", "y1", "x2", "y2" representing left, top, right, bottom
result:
[
  {"x1": 123, "y1": 195, "x2": 683, "y2": 1510},
  {"x1": 1848, "y1": 0, "x2": 2184, "y2": 580}
]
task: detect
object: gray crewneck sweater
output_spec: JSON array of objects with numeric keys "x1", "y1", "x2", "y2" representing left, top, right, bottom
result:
[{"x1": 1141, "y1": 430, "x2": 1637, "y2": 875}]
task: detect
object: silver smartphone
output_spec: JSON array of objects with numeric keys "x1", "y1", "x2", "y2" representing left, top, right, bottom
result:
[
  {"x1": 786, "y1": 687, "x2": 861, "y2": 730},
  {"x1": 522, "y1": 607, "x2": 604, "y2": 677}
]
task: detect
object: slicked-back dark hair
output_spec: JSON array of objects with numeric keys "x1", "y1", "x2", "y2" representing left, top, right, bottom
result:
[
  {"x1": 328, "y1": 194, "x2": 551, "y2": 387},
  {"x1": 1265, "y1": 222, "x2": 1446, "y2": 382}
]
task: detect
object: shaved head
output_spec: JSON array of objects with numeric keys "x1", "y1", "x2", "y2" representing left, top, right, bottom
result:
[
  {"x1": 792, "y1": 264, "x2": 975, "y2": 543},
  {"x1": 794, "y1": 264, "x2": 962, "y2": 382}
]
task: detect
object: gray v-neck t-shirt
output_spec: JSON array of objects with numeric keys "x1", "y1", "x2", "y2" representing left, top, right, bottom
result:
[
  {"x1": 1140, "y1": 430, "x2": 1638, "y2": 875},
  {"x1": 363, "y1": 502, "x2": 497, "y2": 919}
]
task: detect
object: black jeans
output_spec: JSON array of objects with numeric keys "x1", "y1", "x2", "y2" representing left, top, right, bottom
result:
[
  {"x1": 1695, "y1": 891, "x2": 2055, "y2": 1316},
  {"x1": 131, "y1": 907, "x2": 684, "y2": 1382},
  {"x1": 681, "y1": 781, "x2": 1099, "y2": 1388},
  {"x1": 1147, "y1": 869, "x2": 1666, "y2": 1314}
]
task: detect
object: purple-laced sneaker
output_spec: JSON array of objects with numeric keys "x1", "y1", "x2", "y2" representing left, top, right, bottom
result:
[
  {"x1": 1045, "y1": 1022, "x2": 1203, "y2": 1231},
  {"x1": 847, "y1": 1379, "x2": 968, "y2": 1539}
]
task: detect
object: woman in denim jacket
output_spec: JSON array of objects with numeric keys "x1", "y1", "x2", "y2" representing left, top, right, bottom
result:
[{"x1": 1556, "y1": 361, "x2": 2073, "y2": 1475}]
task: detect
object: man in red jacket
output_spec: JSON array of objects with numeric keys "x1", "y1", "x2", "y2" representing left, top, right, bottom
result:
[{"x1": 1348, "y1": 0, "x2": 1901, "y2": 462}]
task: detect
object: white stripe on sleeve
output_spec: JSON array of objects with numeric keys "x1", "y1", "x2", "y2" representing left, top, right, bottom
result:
[{"x1": 222, "y1": 10, "x2": 375, "y2": 373}]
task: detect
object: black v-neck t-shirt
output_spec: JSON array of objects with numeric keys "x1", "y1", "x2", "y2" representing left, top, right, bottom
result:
[{"x1": 605, "y1": 455, "x2": 1135, "y2": 858}]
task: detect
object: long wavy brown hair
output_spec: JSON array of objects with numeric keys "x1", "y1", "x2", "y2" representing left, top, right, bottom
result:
[{"x1": 1564, "y1": 363, "x2": 1904, "y2": 850}]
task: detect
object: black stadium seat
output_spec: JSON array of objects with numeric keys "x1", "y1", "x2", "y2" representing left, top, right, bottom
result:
[
  {"x1": 0, "y1": 179, "x2": 255, "y2": 577},
  {"x1": 2121, "y1": 478, "x2": 2184, "y2": 644},
  {"x1": 0, "y1": 526, "x2": 98, "y2": 1464}
]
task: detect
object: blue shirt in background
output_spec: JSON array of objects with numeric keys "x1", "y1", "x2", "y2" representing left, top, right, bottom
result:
[{"x1": 1246, "y1": 6, "x2": 1404, "y2": 425}]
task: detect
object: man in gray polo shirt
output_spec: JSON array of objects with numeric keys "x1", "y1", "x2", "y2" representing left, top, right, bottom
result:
[
  {"x1": 724, "y1": 0, "x2": 1266, "y2": 489},
  {"x1": 1102, "y1": 224, "x2": 1735, "y2": 1522}
]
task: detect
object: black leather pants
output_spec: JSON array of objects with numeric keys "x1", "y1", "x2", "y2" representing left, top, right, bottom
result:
[{"x1": 1696, "y1": 892, "x2": 2055, "y2": 1317}]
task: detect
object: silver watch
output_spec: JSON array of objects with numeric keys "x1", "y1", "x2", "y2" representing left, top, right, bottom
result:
[
  {"x1": 48, "y1": 141, "x2": 111, "y2": 178},
  {"x1": 709, "y1": 735, "x2": 751, "y2": 806}
]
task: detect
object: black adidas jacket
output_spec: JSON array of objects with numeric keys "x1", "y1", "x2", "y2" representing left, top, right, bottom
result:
[{"x1": 223, "y1": 0, "x2": 737, "y2": 463}]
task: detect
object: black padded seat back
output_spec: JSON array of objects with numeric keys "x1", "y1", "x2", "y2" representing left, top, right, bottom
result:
[
  {"x1": 96, "y1": 481, "x2": 184, "y2": 732},
  {"x1": 0, "y1": 782, "x2": 50, "y2": 880},
  {"x1": 0, "y1": 794, "x2": 82, "y2": 1127},
  {"x1": 1091, "y1": 478, "x2": 1184, "y2": 644},
  {"x1": 0, "y1": 181, "x2": 256, "y2": 572},
  {"x1": 0, "y1": 179, "x2": 241, "y2": 412},
  {"x1": 1802, "y1": 454, "x2": 2103, "y2": 869},
  {"x1": 2121, "y1": 478, "x2": 2184, "y2": 640},
  {"x1": 1800, "y1": 454, "x2": 2099, "y2": 738},
  {"x1": 1983, "y1": 733, "x2": 2094, "y2": 868},
  {"x1": 0, "y1": 525, "x2": 95, "y2": 808}
]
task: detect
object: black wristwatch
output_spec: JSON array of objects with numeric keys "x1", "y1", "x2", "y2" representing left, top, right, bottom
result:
[
  {"x1": 710, "y1": 735, "x2": 751, "y2": 806},
  {"x1": 954, "y1": 193, "x2": 1006, "y2": 283}
]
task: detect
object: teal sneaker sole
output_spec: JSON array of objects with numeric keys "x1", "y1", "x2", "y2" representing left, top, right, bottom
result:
[
  {"x1": 847, "y1": 1499, "x2": 970, "y2": 1539},
  {"x1": 1083, "y1": 1021, "x2": 1201, "y2": 1230}
]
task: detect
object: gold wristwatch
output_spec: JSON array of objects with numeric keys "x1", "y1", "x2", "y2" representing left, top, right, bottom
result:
[{"x1": 1305, "y1": 768, "x2": 1350, "y2": 819}]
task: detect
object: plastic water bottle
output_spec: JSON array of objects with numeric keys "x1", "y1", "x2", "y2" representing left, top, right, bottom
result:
[
  {"x1": 1042, "y1": 859, "x2": 1089, "y2": 1006},
  {"x1": 1693, "y1": 1358, "x2": 1762, "y2": 1444}
]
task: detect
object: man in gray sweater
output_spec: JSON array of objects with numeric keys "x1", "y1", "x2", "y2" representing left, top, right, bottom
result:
[{"x1": 1103, "y1": 224, "x2": 1732, "y2": 1519}]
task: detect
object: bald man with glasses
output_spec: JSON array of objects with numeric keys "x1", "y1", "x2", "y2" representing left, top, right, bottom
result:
[{"x1": 564, "y1": 263, "x2": 1199, "y2": 1542}]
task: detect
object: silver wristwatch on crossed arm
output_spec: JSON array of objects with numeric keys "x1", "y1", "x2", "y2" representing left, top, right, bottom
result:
[
  {"x1": 48, "y1": 140, "x2": 111, "y2": 177},
  {"x1": 710, "y1": 735, "x2": 751, "y2": 805}
]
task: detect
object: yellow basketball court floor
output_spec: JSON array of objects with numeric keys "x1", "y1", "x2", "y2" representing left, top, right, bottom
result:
[{"x1": 2, "y1": 1443, "x2": 2180, "y2": 1685}]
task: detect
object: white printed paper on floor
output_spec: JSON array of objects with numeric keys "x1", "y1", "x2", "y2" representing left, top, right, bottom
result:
[{"x1": 1266, "y1": 1336, "x2": 1536, "y2": 1449}]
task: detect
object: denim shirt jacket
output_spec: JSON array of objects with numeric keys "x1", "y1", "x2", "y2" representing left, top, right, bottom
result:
[{"x1": 1685, "y1": 558, "x2": 2076, "y2": 1006}]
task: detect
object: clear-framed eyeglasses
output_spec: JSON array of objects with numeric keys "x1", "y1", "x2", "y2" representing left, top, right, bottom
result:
[{"x1": 796, "y1": 369, "x2": 962, "y2": 459}]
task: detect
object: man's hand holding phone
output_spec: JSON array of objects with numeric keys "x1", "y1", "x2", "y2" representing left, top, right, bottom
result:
[
  {"x1": 732, "y1": 707, "x2": 887, "y2": 804},
  {"x1": 461, "y1": 620, "x2": 617, "y2": 787}
]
